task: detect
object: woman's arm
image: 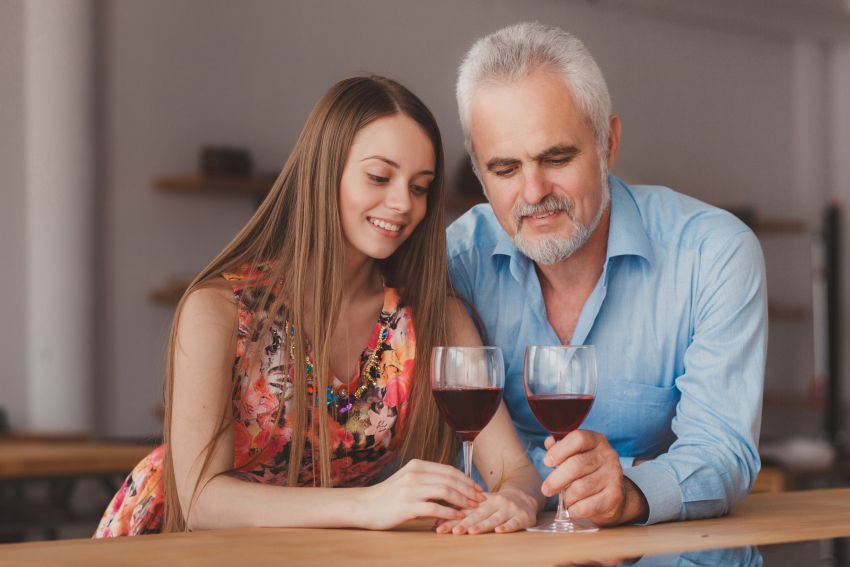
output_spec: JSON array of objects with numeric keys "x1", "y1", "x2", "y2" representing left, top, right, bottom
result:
[
  {"x1": 170, "y1": 282, "x2": 482, "y2": 531},
  {"x1": 435, "y1": 299, "x2": 544, "y2": 534}
]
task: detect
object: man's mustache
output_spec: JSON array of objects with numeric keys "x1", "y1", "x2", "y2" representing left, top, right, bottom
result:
[{"x1": 513, "y1": 196, "x2": 575, "y2": 228}]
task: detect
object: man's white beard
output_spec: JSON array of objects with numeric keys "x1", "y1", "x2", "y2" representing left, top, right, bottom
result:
[{"x1": 512, "y1": 168, "x2": 610, "y2": 266}]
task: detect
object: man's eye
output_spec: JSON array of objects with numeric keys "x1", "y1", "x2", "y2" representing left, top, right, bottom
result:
[
  {"x1": 546, "y1": 157, "x2": 570, "y2": 166},
  {"x1": 367, "y1": 174, "x2": 390, "y2": 184},
  {"x1": 493, "y1": 167, "x2": 516, "y2": 177}
]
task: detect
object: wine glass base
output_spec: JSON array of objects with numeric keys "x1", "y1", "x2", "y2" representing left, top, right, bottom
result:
[{"x1": 526, "y1": 518, "x2": 599, "y2": 534}]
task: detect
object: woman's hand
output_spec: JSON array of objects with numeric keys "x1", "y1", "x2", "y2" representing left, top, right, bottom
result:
[
  {"x1": 359, "y1": 459, "x2": 485, "y2": 530},
  {"x1": 435, "y1": 486, "x2": 538, "y2": 535}
]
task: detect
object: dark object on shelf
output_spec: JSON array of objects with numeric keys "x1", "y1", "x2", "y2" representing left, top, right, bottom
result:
[
  {"x1": 725, "y1": 206, "x2": 756, "y2": 230},
  {"x1": 200, "y1": 145, "x2": 253, "y2": 177},
  {"x1": 149, "y1": 277, "x2": 191, "y2": 305},
  {"x1": 0, "y1": 408, "x2": 8, "y2": 433}
]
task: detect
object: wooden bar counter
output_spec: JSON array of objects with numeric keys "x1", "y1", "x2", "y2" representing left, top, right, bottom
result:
[{"x1": 1, "y1": 488, "x2": 849, "y2": 566}]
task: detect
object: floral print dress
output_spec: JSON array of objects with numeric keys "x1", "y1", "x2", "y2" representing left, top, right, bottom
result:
[{"x1": 94, "y1": 266, "x2": 417, "y2": 537}]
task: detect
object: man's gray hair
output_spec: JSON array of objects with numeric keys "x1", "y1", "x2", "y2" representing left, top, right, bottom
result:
[{"x1": 456, "y1": 22, "x2": 612, "y2": 167}]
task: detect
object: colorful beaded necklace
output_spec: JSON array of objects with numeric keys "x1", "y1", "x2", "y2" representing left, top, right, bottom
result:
[{"x1": 284, "y1": 321, "x2": 390, "y2": 414}]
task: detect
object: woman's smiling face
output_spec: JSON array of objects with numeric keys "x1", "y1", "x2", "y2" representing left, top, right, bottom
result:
[{"x1": 338, "y1": 113, "x2": 436, "y2": 263}]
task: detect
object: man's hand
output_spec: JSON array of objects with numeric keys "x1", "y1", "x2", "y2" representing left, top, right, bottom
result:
[{"x1": 542, "y1": 430, "x2": 648, "y2": 526}]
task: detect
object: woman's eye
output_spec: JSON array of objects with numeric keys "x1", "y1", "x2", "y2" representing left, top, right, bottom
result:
[
  {"x1": 367, "y1": 173, "x2": 390, "y2": 184},
  {"x1": 410, "y1": 184, "x2": 429, "y2": 196}
]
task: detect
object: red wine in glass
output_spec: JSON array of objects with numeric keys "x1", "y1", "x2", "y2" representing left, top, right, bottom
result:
[
  {"x1": 527, "y1": 394, "x2": 594, "y2": 441},
  {"x1": 432, "y1": 387, "x2": 503, "y2": 441},
  {"x1": 523, "y1": 345, "x2": 598, "y2": 534},
  {"x1": 431, "y1": 346, "x2": 505, "y2": 478}
]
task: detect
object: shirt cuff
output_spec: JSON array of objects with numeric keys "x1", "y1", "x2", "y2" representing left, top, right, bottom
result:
[{"x1": 623, "y1": 462, "x2": 682, "y2": 525}]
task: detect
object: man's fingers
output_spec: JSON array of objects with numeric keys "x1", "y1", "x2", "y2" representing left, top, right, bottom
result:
[
  {"x1": 542, "y1": 452, "x2": 604, "y2": 496},
  {"x1": 549, "y1": 458, "x2": 610, "y2": 501},
  {"x1": 560, "y1": 473, "x2": 607, "y2": 509},
  {"x1": 543, "y1": 430, "x2": 600, "y2": 468},
  {"x1": 567, "y1": 484, "x2": 625, "y2": 526}
]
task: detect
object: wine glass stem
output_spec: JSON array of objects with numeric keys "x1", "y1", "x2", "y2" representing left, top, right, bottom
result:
[
  {"x1": 462, "y1": 440, "x2": 474, "y2": 478},
  {"x1": 556, "y1": 487, "x2": 571, "y2": 522}
]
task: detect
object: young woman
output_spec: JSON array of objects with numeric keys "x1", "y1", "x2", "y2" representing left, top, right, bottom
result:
[{"x1": 95, "y1": 76, "x2": 542, "y2": 537}]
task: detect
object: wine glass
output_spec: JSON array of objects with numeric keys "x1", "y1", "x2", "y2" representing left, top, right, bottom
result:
[
  {"x1": 431, "y1": 346, "x2": 504, "y2": 478},
  {"x1": 524, "y1": 345, "x2": 598, "y2": 533}
]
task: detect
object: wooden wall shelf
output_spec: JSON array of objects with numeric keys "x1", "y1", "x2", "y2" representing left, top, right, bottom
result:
[
  {"x1": 153, "y1": 174, "x2": 276, "y2": 197},
  {"x1": 768, "y1": 303, "x2": 809, "y2": 321},
  {"x1": 753, "y1": 218, "x2": 809, "y2": 235},
  {"x1": 762, "y1": 391, "x2": 816, "y2": 409},
  {"x1": 149, "y1": 278, "x2": 191, "y2": 305}
]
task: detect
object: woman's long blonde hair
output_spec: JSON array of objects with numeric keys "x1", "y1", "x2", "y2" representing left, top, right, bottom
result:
[{"x1": 161, "y1": 76, "x2": 454, "y2": 531}]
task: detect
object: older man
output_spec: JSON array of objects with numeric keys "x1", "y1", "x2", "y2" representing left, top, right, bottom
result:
[{"x1": 447, "y1": 22, "x2": 766, "y2": 526}]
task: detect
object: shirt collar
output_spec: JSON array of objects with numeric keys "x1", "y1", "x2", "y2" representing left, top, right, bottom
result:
[
  {"x1": 607, "y1": 175, "x2": 654, "y2": 265},
  {"x1": 490, "y1": 175, "x2": 654, "y2": 277}
]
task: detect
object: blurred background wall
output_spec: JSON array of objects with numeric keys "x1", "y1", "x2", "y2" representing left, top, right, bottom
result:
[{"x1": 1, "y1": 0, "x2": 849, "y2": 448}]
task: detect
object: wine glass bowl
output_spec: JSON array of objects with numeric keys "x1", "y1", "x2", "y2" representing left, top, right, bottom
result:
[
  {"x1": 524, "y1": 345, "x2": 598, "y2": 533},
  {"x1": 431, "y1": 346, "x2": 504, "y2": 477}
]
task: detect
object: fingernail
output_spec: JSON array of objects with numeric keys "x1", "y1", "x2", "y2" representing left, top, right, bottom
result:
[
  {"x1": 467, "y1": 499, "x2": 479, "y2": 507},
  {"x1": 543, "y1": 457, "x2": 552, "y2": 467}
]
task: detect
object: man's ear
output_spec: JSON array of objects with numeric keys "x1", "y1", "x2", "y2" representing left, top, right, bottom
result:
[{"x1": 606, "y1": 114, "x2": 622, "y2": 170}]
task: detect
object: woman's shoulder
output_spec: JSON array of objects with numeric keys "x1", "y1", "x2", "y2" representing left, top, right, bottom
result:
[
  {"x1": 174, "y1": 279, "x2": 241, "y2": 357},
  {"x1": 180, "y1": 278, "x2": 239, "y2": 322}
]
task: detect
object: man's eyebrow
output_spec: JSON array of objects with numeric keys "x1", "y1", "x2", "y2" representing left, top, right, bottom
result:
[
  {"x1": 485, "y1": 157, "x2": 520, "y2": 171},
  {"x1": 536, "y1": 145, "x2": 580, "y2": 161},
  {"x1": 361, "y1": 155, "x2": 434, "y2": 177}
]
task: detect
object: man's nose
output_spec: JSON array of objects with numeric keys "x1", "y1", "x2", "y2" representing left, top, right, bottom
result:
[{"x1": 520, "y1": 165, "x2": 551, "y2": 205}]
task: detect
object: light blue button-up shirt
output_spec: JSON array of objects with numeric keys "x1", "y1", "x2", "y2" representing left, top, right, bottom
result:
[{"x1": 447, "y1": 176, "x2": 767, "y2": 524}]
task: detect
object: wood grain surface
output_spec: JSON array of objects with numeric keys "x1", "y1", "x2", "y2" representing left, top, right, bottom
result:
[{"x1": 1, "y1": 488, "x2": 849, "y2": 566}]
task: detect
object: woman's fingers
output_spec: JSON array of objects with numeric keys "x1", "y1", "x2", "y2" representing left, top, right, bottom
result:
[
  {"x1": 407, "y1": 469, "x2": 484, "y2": 503},
  {"x1": 415, "y1": 501, "x2": 465, "y2": 521},
  {"x1": 435, "y1": 518, "x2": 461, "y2": 534},
  {"x1": 494, "y1": 516, "x2": 523, "y2": 533},
  {"x1": 466, "y1": 510, "x2": 506, "y2": 534},
  {"x1": 417, "y1": 482, "x2": 481, "y2": 510},
  {"x1": 443, "y1": 491, "x2": 537, "y2": 535}
]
